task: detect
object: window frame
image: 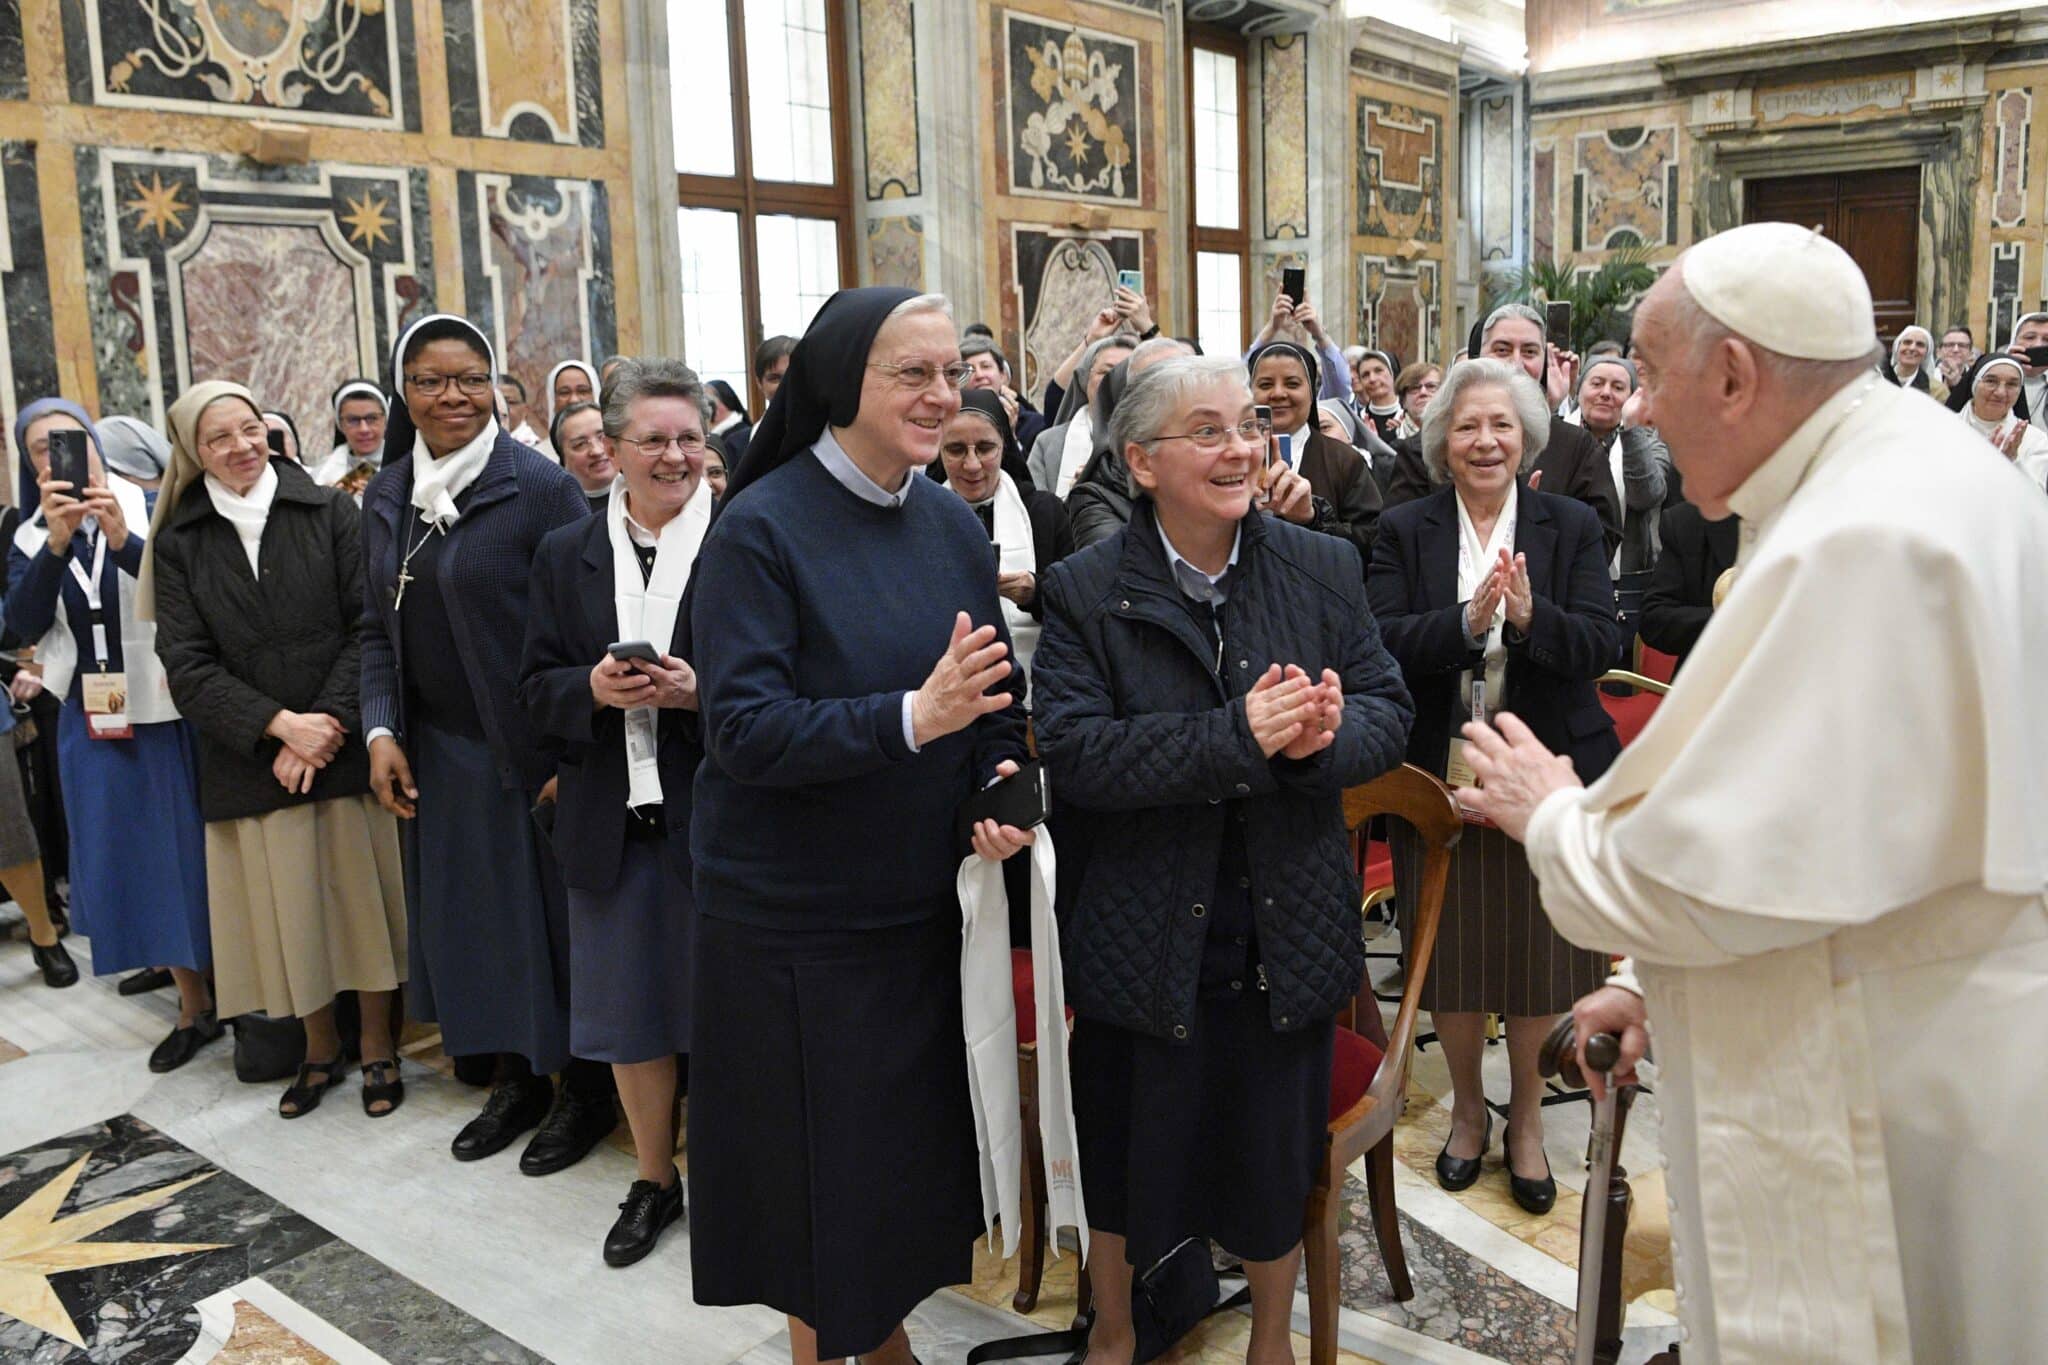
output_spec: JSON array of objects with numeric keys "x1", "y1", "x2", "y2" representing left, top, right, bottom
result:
[
  {"x1": 677, "y1": 0, "x2": 858, "y2": 413},
  {"x1": 1185, "y1": 25, "x2": 1251, "y2": 355}
]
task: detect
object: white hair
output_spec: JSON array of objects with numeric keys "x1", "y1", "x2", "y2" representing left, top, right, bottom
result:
[
  {"x1": 886, "y1": 292, "x2": 951, "y2": 320},
  {"x1": 1482, "y1": 303, "x2": 1546, "y2": 345},
  {"x1": 1419, "y1": 359, "x2": 1551, "y2": 485}
]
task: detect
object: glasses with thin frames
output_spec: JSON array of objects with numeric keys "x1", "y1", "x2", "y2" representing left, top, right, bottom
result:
[
  {"x1": 617, "y1": 432, "x2": 708, "y2": 456},
  {"x1": 203, "y1": 421, "x2": 271, "y2": 457},
  {"x1": 405, "y1": 372, "x2": 495, "y2": 398},
  {"x1": 1144, "y1": 418, "x2": 1268, "y2": 453},
  {"x1": 869, "y1": 361, "x2": 972, "y2": 392}
]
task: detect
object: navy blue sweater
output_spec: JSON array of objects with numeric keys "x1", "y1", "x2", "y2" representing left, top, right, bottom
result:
[{"x1": 687, "y1": 450, "x2": 1028, "y2": 927}]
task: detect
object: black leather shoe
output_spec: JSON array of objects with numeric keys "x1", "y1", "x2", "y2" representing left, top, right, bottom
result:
[
  {"x1": 451, "y1": 1080, "x2": 552, "y2": 1161},
  {"x1": 148, "y1": 1010, "x2": 224, "y2": 1073},
  {"x1": 519, "y1": 1086, "x2": 617, "y2": 1176},
  {"x1": 1434, "y1": 1112, "x2": 1491, "y2": 1192},
  {"x1": 30, "y1": 940, "x2": 77, "y2": 988},
  {"x1": 1505, "y1": 1124, "x2": 1557, "y2": 1215},
  {"x1": 602, "y1": 1168, "x2": 685, "y2": 1267},
  {"x1": 119, "y1": 966, "x2": 174, "y2": 996}
]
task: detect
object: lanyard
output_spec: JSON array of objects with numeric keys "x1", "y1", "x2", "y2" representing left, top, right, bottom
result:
[{"x1": 66, "y1": 530, "x2": 112, "y2": 670}]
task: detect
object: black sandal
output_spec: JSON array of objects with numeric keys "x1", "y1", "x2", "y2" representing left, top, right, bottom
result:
[
  {"x1": 280, "y1": 1057, "x2": 347, "y2": 1119},
  {"x1": 361, "y1": 1058, "x2": 405, "y2": 1117}
]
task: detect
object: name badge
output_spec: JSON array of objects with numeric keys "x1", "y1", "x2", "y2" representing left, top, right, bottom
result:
[
  {"x1": 82, "y1": 670, "x2": 133, "y2": 740},
  {"x1": 1446, "y1": 676, "x2": 1492, "y2": 825}
]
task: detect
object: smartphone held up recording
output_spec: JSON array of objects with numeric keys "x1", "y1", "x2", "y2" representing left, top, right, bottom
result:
[
  {"x1": 1281, "y1": 267, "x2": 1306, "y2": 308},
  {"x1": 1545, "y1": 300, "x2": 1573, "y2": 353},
  {"x1": 46, "y1": 428, "x2": 91, "y2": 498}
]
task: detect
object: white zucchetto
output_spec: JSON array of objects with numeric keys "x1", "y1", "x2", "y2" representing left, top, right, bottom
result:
[{"x1": 1681, "y1": 222, "x2": 1876, "y2": 362}]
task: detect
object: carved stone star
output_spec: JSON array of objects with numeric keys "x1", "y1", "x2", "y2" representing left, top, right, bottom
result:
[
  {"x1": 0, "y1": 1154, "x2": 225, "y2": 1347},
  {"x1": 340, "y1": 190, "x2": 394, "y2": 250},
  {"x1": 1064, "y1": 124, "x2": 1093, "y2": 167},
  {"x1": 123, "y1": 173, "x2": 189, "y2": 240}
]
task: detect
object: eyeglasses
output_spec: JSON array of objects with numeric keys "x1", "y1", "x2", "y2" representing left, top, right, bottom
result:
[
  {"x1": 404, "y1": 372, "x2": 494, "y2": 397},
  {"x1": 203, "y1": 422, "x2": 271, "y2": 457},
  {"x1": 340, "y1": 412, "x2": 383, "y2": 429},
  {"x1": 617, "y1": 432, "x2": 707, "y2": 455},
  {"x1": 1144, "y1": 418, "x2": 1268, "y2": 453},
  {"x1": 869, "y1": 361, "x2": 972, "y2": 392}
]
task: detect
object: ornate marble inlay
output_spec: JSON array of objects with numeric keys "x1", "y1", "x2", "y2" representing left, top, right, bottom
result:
[
  {"x1": 1572, "y1": 125, "x2": 1677, "y2": 251},
  {"x1": 1003, "y1": 13, "x2": 1141, "y2": 205},
  {"x1": 1992, "y1": 88, "x2": 2031, "y2": 230},
  {"x1": 443, "y1": 0, "x2": 604, "y2": 147},
  {"x1": 1007, "y1": 224, "x2": 1143, "y2": 404},
  {"x1": 1261, "y1": 34, "x2": 1308, "y2": 239},
  {"x1": 1357, "y1": 97, "x2": 1442, "y2": 244},
  {"x1": 860, "y1": 0, "x2": 920, "y2": 199},
  {"x1": 1360, "y1": 254, "x2": 1439, "y2": 369}
]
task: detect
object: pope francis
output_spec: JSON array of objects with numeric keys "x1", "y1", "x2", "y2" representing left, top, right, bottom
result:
[{"x1": 1458, "y1": 222, "x2": 2048, "y2": 1365}]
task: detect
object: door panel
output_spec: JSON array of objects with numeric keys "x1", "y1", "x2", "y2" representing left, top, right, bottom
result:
[{"x1": 1745, "y1": 168, "x2": 1919, "y2": 343}]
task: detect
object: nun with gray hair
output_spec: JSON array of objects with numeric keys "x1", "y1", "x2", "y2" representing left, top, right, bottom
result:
[
  {"x1": 1033, "y1": 350, "x2": 1412, "y2": 1365},
  {"x1": 1367, "y1": 358, "x2": 1620, "y2": 1215},
  {"x1": 1026, "y1": 329, "x2": 1139, "y2": 497}
]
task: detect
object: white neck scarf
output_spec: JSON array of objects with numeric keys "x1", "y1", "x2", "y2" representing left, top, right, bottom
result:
[
  {"x1": 1455, "y1": 482, "x2": 1518, "y2": 708},
  {"x1": 983, "y1": 472, "x2": 1039, "y2": 705},
  {"x1": 1963, "y1": 405, "x2": 2006, "y2": 439},
  {"x1": 410, "y1": 419, "x2": 499, "y2": 528},
  {"x1": 1054, "y1": 409, "x2": 1095, "y2": 497},
  {"x1": 610, "y1": 474, "x2": 712, "y2": 807},
  {"x1": 203, "y1": 461, "x2": 279, "y2": 575}
]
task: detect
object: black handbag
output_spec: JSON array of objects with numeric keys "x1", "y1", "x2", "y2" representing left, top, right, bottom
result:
[
  {"x1": 230, "y1": 1011, "x2": 306, "y2": 1083},
  {"x1": 967, "y1": 1238, "x2": 1250, "y2": 1365}
]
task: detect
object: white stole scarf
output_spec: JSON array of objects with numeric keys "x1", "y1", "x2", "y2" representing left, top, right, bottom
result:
[
  {"x1": 958, "y1": 834, "x2": 1086, "y2": 1262},
  {"x1": 11, "y1": 473, "x2": 177, "y2": 723},
  {"x1": 1454, "y1": 482, "x2": 1517, "y2": 708},
  {"x1": 410, "y1": 419, "x2": 499, "y2": 528},
  {"x1": 1054, "y1": 409, "x2": 1095, "y2": 498},
  {"x1": 203, "y1": 461, "x2": 279, "y2": 575},
  {"x1": 609, "y1": 475, "x2": 712, "y2": 807},
  {"x1": 980, "y1": 472, "x2": 1040, "y2": 706}
]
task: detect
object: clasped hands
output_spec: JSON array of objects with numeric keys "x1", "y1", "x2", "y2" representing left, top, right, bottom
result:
[
  {"x1": 907, "y1": 613, "x2": 1034, "y2": 865},
  {"x1": 267, "y1": 709, "x2": 347, "y2": 796},
  {"x1": 1465, "y1": 547, "x2": 1534, "y2": 638},
  {"x1": 589, "y1": 653, "x2": 698, "y2": 712},
  {"x1": 1245, "y1": 663, "x2": 1344, "y2": 760}
]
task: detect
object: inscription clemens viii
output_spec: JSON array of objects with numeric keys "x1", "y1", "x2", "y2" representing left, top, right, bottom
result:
[{"x1": 1757, "y1": 75, "x2": 1911, "y2": 125}]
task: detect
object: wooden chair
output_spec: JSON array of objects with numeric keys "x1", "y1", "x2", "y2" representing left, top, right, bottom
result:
[
  {"x1": 1012, "y1": 951, "x2": 1091, "y2": 1324},
  {"x1": 1305, "y1": 764, "x2": 1462, "y2": 1365}
]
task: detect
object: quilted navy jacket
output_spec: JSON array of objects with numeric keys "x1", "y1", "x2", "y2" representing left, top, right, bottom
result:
[{"x1": 1033, "y1": 500, "x2": 1414, "y2": 1042}]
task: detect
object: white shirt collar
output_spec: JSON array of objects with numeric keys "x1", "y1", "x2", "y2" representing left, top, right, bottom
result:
[
  {"x1": 812, "y1": 426, "x2": 914, "y2": 509},
  {"x1": 1156, "y1": 517, "x2": 1242, "y2": 604}
]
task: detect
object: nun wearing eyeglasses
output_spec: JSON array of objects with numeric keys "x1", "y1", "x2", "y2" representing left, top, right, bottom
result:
[
  {"x1": 359, "y1": 315, "x2": 616, "y2": 1173},
  {"x1": 685, "y1": 286, "x2": 1031, "y2": 1365},
  {"x1": 310, "y1": 379, "x2": 389, "y2": 491}
]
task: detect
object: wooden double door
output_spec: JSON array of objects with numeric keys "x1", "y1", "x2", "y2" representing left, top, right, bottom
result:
[{"x1": 1744, "y1": 167, "x2": 1919, "y2": 344}]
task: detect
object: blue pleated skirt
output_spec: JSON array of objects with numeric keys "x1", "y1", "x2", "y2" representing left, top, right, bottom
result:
[
  {"x1": 566, "y1": 834, "x2": 695, "y2": 1063},
  {"x1": 57, "y1": 706, "x2": 211, "y2": 975},
  {"x1": 401, "y1": 721, "x2": 572, "y2": 1074}
]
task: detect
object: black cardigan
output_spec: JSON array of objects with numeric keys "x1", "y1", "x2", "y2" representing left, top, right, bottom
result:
[
  {"x1": 1367, "y1": 484, "x2": 1622, "y2": 784},
  {"x1": 518, "y1": 513, "x2": 702, "y2": 892},
  {"x1": 1639, "y1": 501, "x2": 1739, "y2": 674},
  {"x1": 149, "y1": 457, "x2": 371, "y2": 821}
]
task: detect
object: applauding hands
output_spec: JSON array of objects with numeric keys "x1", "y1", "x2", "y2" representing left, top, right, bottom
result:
[
  {"x1": 1467, "y1": 548, "x2": 1534, "y2": 637},
  {"x1": 1244, "y1": 663, "x2": 1345, "y2": 759}
]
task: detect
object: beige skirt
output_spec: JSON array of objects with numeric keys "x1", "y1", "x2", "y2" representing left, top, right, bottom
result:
[{"x1": 207, "y1": 794, "x2": 407, "y2": 1020}]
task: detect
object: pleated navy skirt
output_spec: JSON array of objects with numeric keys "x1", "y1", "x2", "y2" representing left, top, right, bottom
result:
[
  {"x1": 402, "y1": 721, "x2": 572, "y2": 1074},
  {"x1": 687, "y1": 904, "x2": 980, "y2": 1359},
  {"x1": 1071, "y1": 988, "x2": 1334, "y2": 1269}
]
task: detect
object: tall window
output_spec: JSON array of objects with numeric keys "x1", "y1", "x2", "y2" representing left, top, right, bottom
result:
[
  {"x1": 674, "y1": 0, "x2": 855, "y2": 413},
  {"x1": 1188, "y1": 31, "x2": 1249, "y2": 359}
]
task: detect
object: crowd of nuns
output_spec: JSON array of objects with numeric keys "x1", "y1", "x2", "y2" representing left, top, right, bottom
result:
[{"x1": 5, "y1": 279, "x2": 2039, "y2": 1365}]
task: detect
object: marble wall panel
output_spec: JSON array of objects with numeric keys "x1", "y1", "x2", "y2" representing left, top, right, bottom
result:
[
  {"x1": 1532, "y1": 141, "x2": 1557, "y2": 262},
  {"x1": 867, "y1": 214, "x2": 925, "y2": 288},
  {"x1": 61, "y1": 0, "x2": 419, "y2": 131},
  {"x1": 1992, "y1": 88, "x2": 2030, "y2": 229},
  {"x1": 457, "y1": 172, "x2": 617, "y2": 434},
  {"x1": 1991, "y1": 240, "x2": 2022, "y2": 348},
  {"x1": 1002, "y1": 11, "x2": 1142, "y2": 206},
  {"x1": 76, "y1": 147, "x2": 432, "y2": 436},
  {"x1": 1478, "y1": 94, "x2": 1515, "y2": 261},
  {"x1": 1261, "y1": 34, "x2": 1308, "y2": 239},
  {"x1": 1360, "y1": 255, "x2": 1440, "y2": 368},
  {"x1": 1571, "y1": 125, "x2": 1677, "y2": 250},
  {"x1": 1004, "y1": 224, "x2": 1143, "y2": 404},
  {"x1": 1356, "y1": 97, "x2": 1442, "y2": 244},
  {"x1": 860, "y1": 0, "x2": 921, "y2": 198},
  {"x1": 0, "y1": 3, "x2": 24, "y2": 100},
  {"x1": 0, "y1": 142, "x2": 58, "y2": 424},
  {"x1": 444, "y1": 0, "x2": 605, "y2": 147}
]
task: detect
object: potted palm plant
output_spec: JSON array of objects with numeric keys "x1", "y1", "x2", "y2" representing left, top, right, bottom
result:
[{"x1": 1489, "y1": 245, "x2": 1659, "y2": 353}]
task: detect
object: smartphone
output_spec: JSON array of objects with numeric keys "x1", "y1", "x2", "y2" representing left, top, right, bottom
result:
[
  {"x1": 46, "y1": 428, "x2": 91, "y2": 496},
  {"x1": 606, "y1": 639, "x2": 662, "y2": 666},
  {"x1": 1545, "y1": 300, "x2": 1573, "y2": 352},
  {"x1": 2024, "y1": 345, "x2": 2048, "y2": 368},
  {"x1": 1282, "y1": 267, "x2": 1306, "y2": 307},
  {"x1": 1117, "y1": 268, "x2": 1143, "y2": 293},
  {"x1": 1253, "y1": 404, "x2": 1275, "y2": 469},
  {"x1": 1276, "y1": 432, "x2": 1293, "y2": 471},
  {"x1": 958, "y1": 759, "x2": 1050, "y2": 844}
]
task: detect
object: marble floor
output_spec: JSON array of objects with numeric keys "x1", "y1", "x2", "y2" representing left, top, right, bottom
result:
[{"x1": 0, "y1": 912, "x2": 1685, "y2": 1364}]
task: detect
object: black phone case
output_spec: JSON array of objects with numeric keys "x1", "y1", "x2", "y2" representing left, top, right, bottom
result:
[
  {"x1": 47, "y1": 432, "x2": 90, "y2": 494},
  {"x1": 958, "y1": 760, "x2": 1049, "y2": 844}
]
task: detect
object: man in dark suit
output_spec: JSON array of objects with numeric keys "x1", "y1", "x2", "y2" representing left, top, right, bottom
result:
[
  {"x1": 1639, "y1": 500, "x2": 1739, "y2": 676},
  {"x1": 1383, "y1": 304, "x2": 1622, "y2": 560}
]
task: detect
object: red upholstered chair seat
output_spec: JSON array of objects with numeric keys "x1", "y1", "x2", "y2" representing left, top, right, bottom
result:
[
  {"x1": 1362, "y1": 840, "x2": 1393, "y2": 893},
  {"x1": 1638, "y1": 645, "x2": 1677, "y2": 684},
  {"x1": 1011, "y1": 948, "x2": 1074, "y2": 1046},
  {"x1": 1600, "y1": 689, "x2": 1660, "y2": 748},
  {"x1": 1328, "y1": 1025, "x2": 1386, "y2": 1123}
]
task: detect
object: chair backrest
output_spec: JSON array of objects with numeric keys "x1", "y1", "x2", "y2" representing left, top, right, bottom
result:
[{"x1": 1341, "y1": 763, "x2": 1461, "y2": 1111}]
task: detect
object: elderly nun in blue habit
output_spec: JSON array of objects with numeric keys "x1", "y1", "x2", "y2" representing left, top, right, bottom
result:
[{"x1": 6, "y1": 398, "x2": 213, "y2": 1069}]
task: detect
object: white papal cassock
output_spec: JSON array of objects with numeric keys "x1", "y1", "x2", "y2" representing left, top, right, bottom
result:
[{"x1": 1524, "y1": 375, "x2": 2048, "y2": 1364}]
